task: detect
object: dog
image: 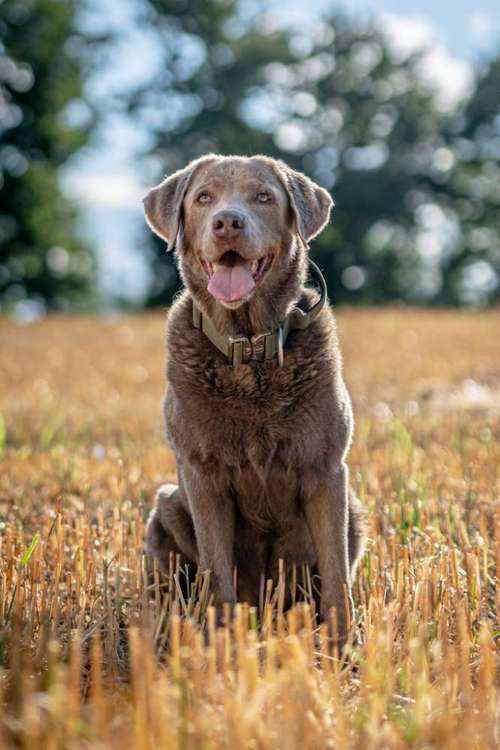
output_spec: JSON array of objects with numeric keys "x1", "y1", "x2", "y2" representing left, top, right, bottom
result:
[{"x1": 143, "y1": 154, "x2": 365, "y2": 644}]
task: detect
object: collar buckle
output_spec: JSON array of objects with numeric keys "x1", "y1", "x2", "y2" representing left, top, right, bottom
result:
[
  {"x1": 250, "y1": 331, "x2": 271, "y2": 361},
  {"x1": 228, "y1": 332, "x2": 273, "y2": 366},
  {"x1": 228, "y1": 335, "x2": 251, "y2": 367}
]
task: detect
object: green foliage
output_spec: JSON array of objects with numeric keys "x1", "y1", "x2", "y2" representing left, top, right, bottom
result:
[
  {"x1": 20, "y1": 533, "x2": 40, "y2": 568},
  {"x1": 0, "y1": 0, "x2": 98, "y2": 313},
  {"x1": 438, "y1": 53, "x2": 500, "y2": 305},
  {"x1": 135, "y1": 3, "x2": 499, "y2": 307}
]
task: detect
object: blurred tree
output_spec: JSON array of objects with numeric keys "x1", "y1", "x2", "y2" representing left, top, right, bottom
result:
[
  {"x1": 134, "y1": 3, "x2": 463, "y2": 306},
  {"x1": 0, "y1": 0, "x2": 97, "y2": 314},
  {"x1": 261, "y1": 16, "x2": 447, "y2": 306},
  {"x1": 435, "y1": 52, "x2": 500, "y2": 305}
]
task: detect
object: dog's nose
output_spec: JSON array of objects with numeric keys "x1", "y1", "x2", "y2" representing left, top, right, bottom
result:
[{"x1": 212, "y1": 209, "x2": 246, "y2": 239}]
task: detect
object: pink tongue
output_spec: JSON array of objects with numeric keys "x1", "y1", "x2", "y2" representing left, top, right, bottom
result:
[{"x1": 208, "y1": 262, "x2": 255, "y2": 302}]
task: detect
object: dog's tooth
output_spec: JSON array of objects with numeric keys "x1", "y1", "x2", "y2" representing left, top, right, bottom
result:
[{"x1": 250, "y1": 260, "x2": 258, "y2": 273}]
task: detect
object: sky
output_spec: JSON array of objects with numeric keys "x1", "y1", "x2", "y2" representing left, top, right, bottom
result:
[{"x1": 62, "y1": 0, "x2": 500, "y2": 304}]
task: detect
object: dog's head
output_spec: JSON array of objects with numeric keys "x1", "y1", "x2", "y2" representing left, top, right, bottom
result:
[{"x1": 143, "y1": 154, "x2": 333, "y2": 310}]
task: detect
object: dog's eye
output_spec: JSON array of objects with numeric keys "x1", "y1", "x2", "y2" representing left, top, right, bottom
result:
[
  {"x1": 256, "y1": 191, "x2": 272, "y2": 203},
  {"x1": 196, "y1": 191, "x2": 212, "y2": 204}
]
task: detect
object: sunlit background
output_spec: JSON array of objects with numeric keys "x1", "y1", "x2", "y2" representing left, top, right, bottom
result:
[{"x1": 1, "y1": 0, "x2": 500, "y2": 319}]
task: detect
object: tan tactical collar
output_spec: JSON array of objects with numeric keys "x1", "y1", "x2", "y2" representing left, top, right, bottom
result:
[{"x1": 192, "y1": 259, "x2": 328, "y2": 367}]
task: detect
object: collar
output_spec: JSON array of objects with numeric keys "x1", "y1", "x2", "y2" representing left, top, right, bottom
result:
[{"x1": 192, "y1": 259, "x2": 328, "y2": 367}]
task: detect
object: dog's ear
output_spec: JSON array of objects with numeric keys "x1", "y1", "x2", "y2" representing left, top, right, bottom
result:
[
  {"x1": 143, "y1": 156, "x2": 213, "y2": 251},
  {"x1": 280, "y1": 165, "x2": 334, "y2": 244}
]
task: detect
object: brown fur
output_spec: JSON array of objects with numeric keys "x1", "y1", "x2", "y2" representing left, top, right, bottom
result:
[{"x1": 143, "y1": 154, "x2": 365, "y2": 642}]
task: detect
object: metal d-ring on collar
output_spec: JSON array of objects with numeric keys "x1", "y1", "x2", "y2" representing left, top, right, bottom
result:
[{"x1": 192, "y1": 258, "x2": 328, "y2": 368}]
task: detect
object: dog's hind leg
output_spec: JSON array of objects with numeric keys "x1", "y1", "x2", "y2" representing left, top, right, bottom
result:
[
  {"x1": 348, "y1": 490, "x2": 366, "y2": 582},
  {"x1": 146, "y1": 483, "x2": 199, "y2": 575}
]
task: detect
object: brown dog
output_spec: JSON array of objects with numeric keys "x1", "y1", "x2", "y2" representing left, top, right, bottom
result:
[{"x1": 143, "y1": 154, "x2": 365, "y2": 643}]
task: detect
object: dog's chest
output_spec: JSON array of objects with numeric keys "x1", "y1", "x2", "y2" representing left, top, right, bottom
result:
[
  {"x1": 205, "y1": 353, "x2": 318, "y2": 413},
  {"x1": 207, "y1": 361, "x2": 318, "y2": 444},
  {"x1": 168, "y1": 352, "x2": 324, "y2": 460}
]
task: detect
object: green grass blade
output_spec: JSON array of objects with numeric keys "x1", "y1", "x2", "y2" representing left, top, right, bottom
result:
[{"x1": 20, "y1": 533, "x2": 40, "y2": 568}]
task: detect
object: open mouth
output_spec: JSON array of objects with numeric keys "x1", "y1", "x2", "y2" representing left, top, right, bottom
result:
[{"x1": 202, "y1": 250, "x2": 273, "y2": 303}]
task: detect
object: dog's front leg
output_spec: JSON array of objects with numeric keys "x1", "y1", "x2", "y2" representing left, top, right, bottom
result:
[
  {"x1": 303, "y1": 462, "x2": 353, "y2": 646},
  {"x1": 181, "y1": 462, "x2": 236, "y2": 608}
]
